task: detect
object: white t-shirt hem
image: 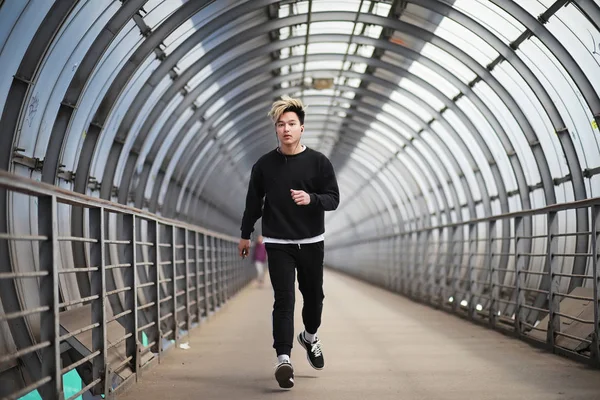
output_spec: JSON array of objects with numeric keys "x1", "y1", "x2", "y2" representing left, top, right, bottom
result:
[{"x1": 262, "y1": 234, "x2": 324, "y2": 244}]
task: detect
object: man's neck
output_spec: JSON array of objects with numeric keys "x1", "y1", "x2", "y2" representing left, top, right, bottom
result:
[{"x1": 279, "y1": 143, "x2": 305, "y2": 155}]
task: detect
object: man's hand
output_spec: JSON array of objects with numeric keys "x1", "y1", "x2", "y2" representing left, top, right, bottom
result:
[
  {"x1": 238, "y1": 239, "x2": 250, "y2": 258},
  {"x1": 291, "y1": 189, "x2": 311, "y2": 206}
]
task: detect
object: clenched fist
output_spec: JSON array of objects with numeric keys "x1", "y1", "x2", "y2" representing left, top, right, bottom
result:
[{"x1": 291, "y1": 189, "x2": 310, "y2": 206}]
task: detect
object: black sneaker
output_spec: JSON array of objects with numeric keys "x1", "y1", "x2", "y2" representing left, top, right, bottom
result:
[
  {"x1": 297, "y1": 332, "x2": 324, "y2": 370},
  {"x1": 274, "y1": 360, "x2": 294, "y2": 389}
]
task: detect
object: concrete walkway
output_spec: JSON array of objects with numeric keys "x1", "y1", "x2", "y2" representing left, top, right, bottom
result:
[{"x1": 118, "y1": 269, "x2": 600, "y2": 400}]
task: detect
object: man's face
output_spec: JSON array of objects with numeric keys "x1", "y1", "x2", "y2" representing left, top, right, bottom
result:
[{"x1": 276, "y1": 111, "x2": 303, "y2": 146}]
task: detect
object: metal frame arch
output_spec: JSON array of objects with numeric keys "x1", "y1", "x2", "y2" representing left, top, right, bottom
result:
[
  {"x1": 123, "y1": 23, "x2": 528, "y2": 225},
  {"x1": 105, "y1": 1, "x2": 283, "y2": 207},
  {"x1": 164, "y1": 75, "x2": 475, "y2": 231},
  {"x1": 316, "y1": 115, "x2": 448, "y2": 226},
  {"x1": 115, "y1": 18, "x2": 528, "y2": 217},
  {"x1": 335, "y1": 136, "x2": 436, "y2": 231},
  {"x1": 169, "y1": 63, "x2": 485, "y2": 205},
  {"x1": 409, "y1": 0, "x2": 589, "y2": 306},
  {"x1": 0, "y1": 1, "x2": 80, "y2": 393}
]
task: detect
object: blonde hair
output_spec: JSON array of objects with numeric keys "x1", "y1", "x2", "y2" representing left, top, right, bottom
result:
[{"x1": 267, "y1": 95, "x2": 306, "y2": 124}]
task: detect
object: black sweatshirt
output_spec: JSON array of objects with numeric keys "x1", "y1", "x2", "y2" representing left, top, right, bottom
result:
[{"x1": 240, "y1": 147, "x2": 340, "y2": 240}]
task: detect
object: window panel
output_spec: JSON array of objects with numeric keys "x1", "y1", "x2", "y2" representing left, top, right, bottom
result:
[
  {"x1": 456, "y1": 97, "x2": 515, "y2": 193},
  {"x1": 491, "y1": 62, "x2": 568, "y2": 180},
  {"x1": 422, "y1": 128, "x2": 469, "y2": 205},
  {"x1": 365, "y1": 24, "x2": 383, "y2": 38},
  {"x1": 399, "y1": 79, "x2": 445, "y2": 110},
  {"x1": 373, "y1": 2, "x2": 391, "y2": 17},
  {"x1": 357, "y1": 44, "x2": 375, "y2": 58},
  {"x1": 518, "y1": 38, "x2": 599, "y2": 190},
  {"x1": 403, "y1": 4, "x2": 498, "y2": 66},
  {"x1": 408, "y1": 61, "x2": 460, "y2": 98},
  {"x1": 389, "y1": 90, "x2": 432, "y2": 122},
  {"x1": 452, "y1": 0, "x2": 524, "y2": 44},
  {"x1": 518, "y1": 0, "x2": 548, "y2": 18},
  {"x1": 551, "y1": 4, "x2": 600, "y2": 107},
  {"x1": 443, "y1": 109, "x2": 496, "y2": 197},
  {"x1": 473, "y1": 82, "x2": 540, "y2": 185},
  {"x1": 305, "y1": 60, "x2": 344, "y2": 70},
  {"x1": 430, "y1": 121, "x2": 481, "y2": 202},
  {"x1": 420, "y1": 43, "x2": 477, "y2": 83},
  {"x1": 311, "y1": 0, "x2": 362, "y2": 13},
  {"x1": 307, "y1": 42, "x2": 349, "y2": 54},
  {"x1": 310, "y1": 21, "x2": 355, "y2": 35}
]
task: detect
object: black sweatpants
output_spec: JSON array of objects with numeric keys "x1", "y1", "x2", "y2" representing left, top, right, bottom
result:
[{"x1": 266, "y1": 241, "x2": 325, "y2": 356}]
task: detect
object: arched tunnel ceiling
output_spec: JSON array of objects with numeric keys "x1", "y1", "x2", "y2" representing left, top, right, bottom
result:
[{"x1": 1, "y1": 0, "x2": 600, "y2": 240}]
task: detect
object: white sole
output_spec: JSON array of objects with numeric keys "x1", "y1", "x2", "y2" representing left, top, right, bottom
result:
[{"x1": 297, "y1": 334, "x2": 324, "y2": 370}]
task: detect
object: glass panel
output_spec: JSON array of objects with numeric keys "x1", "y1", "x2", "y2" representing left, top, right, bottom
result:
[
  {"x1": 142, "y1": 0, "x2": 182, "y2": 29},
  {"x1": 491, "y1": 62, "x2": 569, "y2": 182},
  {"x1": 307, "y1": 42, "x2": 349, "y2": 54},
  {"x1": 443, "y1": 109, "x2": 496, "y2": 196},
  {"x1": 430, "y1": 120, "x2": 481, "y2": 201},
  {"x1": 452, "y1": 0, "x2": 525, "y2": 44},
  {"x1": 306, "y1": 60, "x2": 343, "y2": 70},
  {"x1": 408, "y1": 61, "x2": 460, "y2": 98},
  {"x1": 421, "y1": 129, "x2": 468, "y2": 206},
  {"x1": 399, "y1": 79, "x2": 445, "y2": 110},
  {"x1": 472, "y1": 82, "x2": 540, "y2": 186},
  {"x1": 420, "y1": 43, "x2": 477, "y2": 83},
  {"x1": 311, "y1": 0, "x2": 362, "y2": 13},
  {"x1": 373, "y1": 2, "x2": 392, "y2": 17},
  {"x1": 357, "y1": 44, "x2": 375, "y2": 58},
  {"x1": 518, "y1": 37, "x2": 598, "y2": 196},
  {"x1": 518, "y1": 0, "x2": 548, "y2": 18},
  {"x1": 389, "y1": 90, "x2": 432, "y2": 122},
  {"x1": 402, "y1": 3, "x2": 498, "y2": 66},
  {"x1": 456, "y1": 97, "x2": 515, "y2": 193},
  {"x1": 365, "y1": 24, "x2": 383, "y2": 38},
  {"x1": 551, "y1": 4, "x2": 600, "y2": 105},
  {"x1": 413, "y1": 140, "x2": 458, "y2": 210},
  {"x1": 351, "y1": 62, "x2": 368, "y2": 73},
  {"x1": 310, "y1": 21, "x2": 355, "y2": 35}
]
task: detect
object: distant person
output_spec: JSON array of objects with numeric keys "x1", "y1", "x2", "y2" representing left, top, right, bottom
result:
[
  {"x1": 253, "y1": 235, "x2": 267, "y2": 286},
  {"x1": 238, "y1": 95, "x2": 340, "y2": 389}
]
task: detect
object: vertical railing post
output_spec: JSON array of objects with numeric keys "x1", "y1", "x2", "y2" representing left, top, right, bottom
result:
[
  {"x1": 399, "y1": 234, "x2": 407, "y2": 296},
  {"x1": 590, "y1": 205, "x2": 599, "y2": 365},
  {"x1": 185, "y1": 229, "x2": 191, "y2": 333},
  {"x1": 514, "y1": 217, "x2": 525, "y2": 337},
  {"x1": 171, "y1": 226, "x2": 178, "y2": 346},
  {"x1": 217, "y1": 239, "x2": 223, "y2": 305},
  {"x1": 195, "y1": 232, "x2": 201, "y2": 324},
  {"x1": 488, "y1": 220, "x2": 498, "y2": 328},
  {"x1": 438, "y1": 227, "x2": 447, "y2": 308},
  {"x1": 203, "y1": 234, "x2": 210, "y2": 316},
  {"x1": 122, "y1": 214, "x2": 137, "y2": 375},
  {"x1": 467, "y1": 223, "x2": 477, "y2": 319},
  {"x1": 212, "y1": 237, "x2": 218, "y2": 308},
  {"x1": 451, "y1": 226, "x2": 460, "y2": 313},
  {"x1": 546, "y1": 212, "x2": 560, "y2": 350},
  {"x1": 38, "y1": 195, "x2": 62, "y2": 400},
  {"x1": 90, "y1": 207, "x2": 107, "y2": 396},
  {"x1": 149, "y1": 220, "x2": 162, "y2": 362},
  {"x1": 419, "y1": 231, "x2": 429, "y2": 302}
]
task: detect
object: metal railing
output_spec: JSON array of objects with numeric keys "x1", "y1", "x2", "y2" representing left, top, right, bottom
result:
[
  {"x1": 328, "y1": 196, "x2": 600, "y2": 367},
  {"x1": 0, "y1": 171, "x2": 253, "y2": 399}
]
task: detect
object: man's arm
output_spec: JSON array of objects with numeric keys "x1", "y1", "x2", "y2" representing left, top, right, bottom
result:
[
  {"x1": 240, "y1": 164, "x2": 264, "y2": 239},
  {"x1": 309, "y1": 157, "x2": 339, "y2": 211}
]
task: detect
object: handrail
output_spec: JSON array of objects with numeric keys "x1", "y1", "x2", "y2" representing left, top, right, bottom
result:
[
  {"x1": 0, "y1": 170, "x2": 237, "y2": 243},
  {"x1": 329, "y1": 195, "x2": 600, "y2": 249}
]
